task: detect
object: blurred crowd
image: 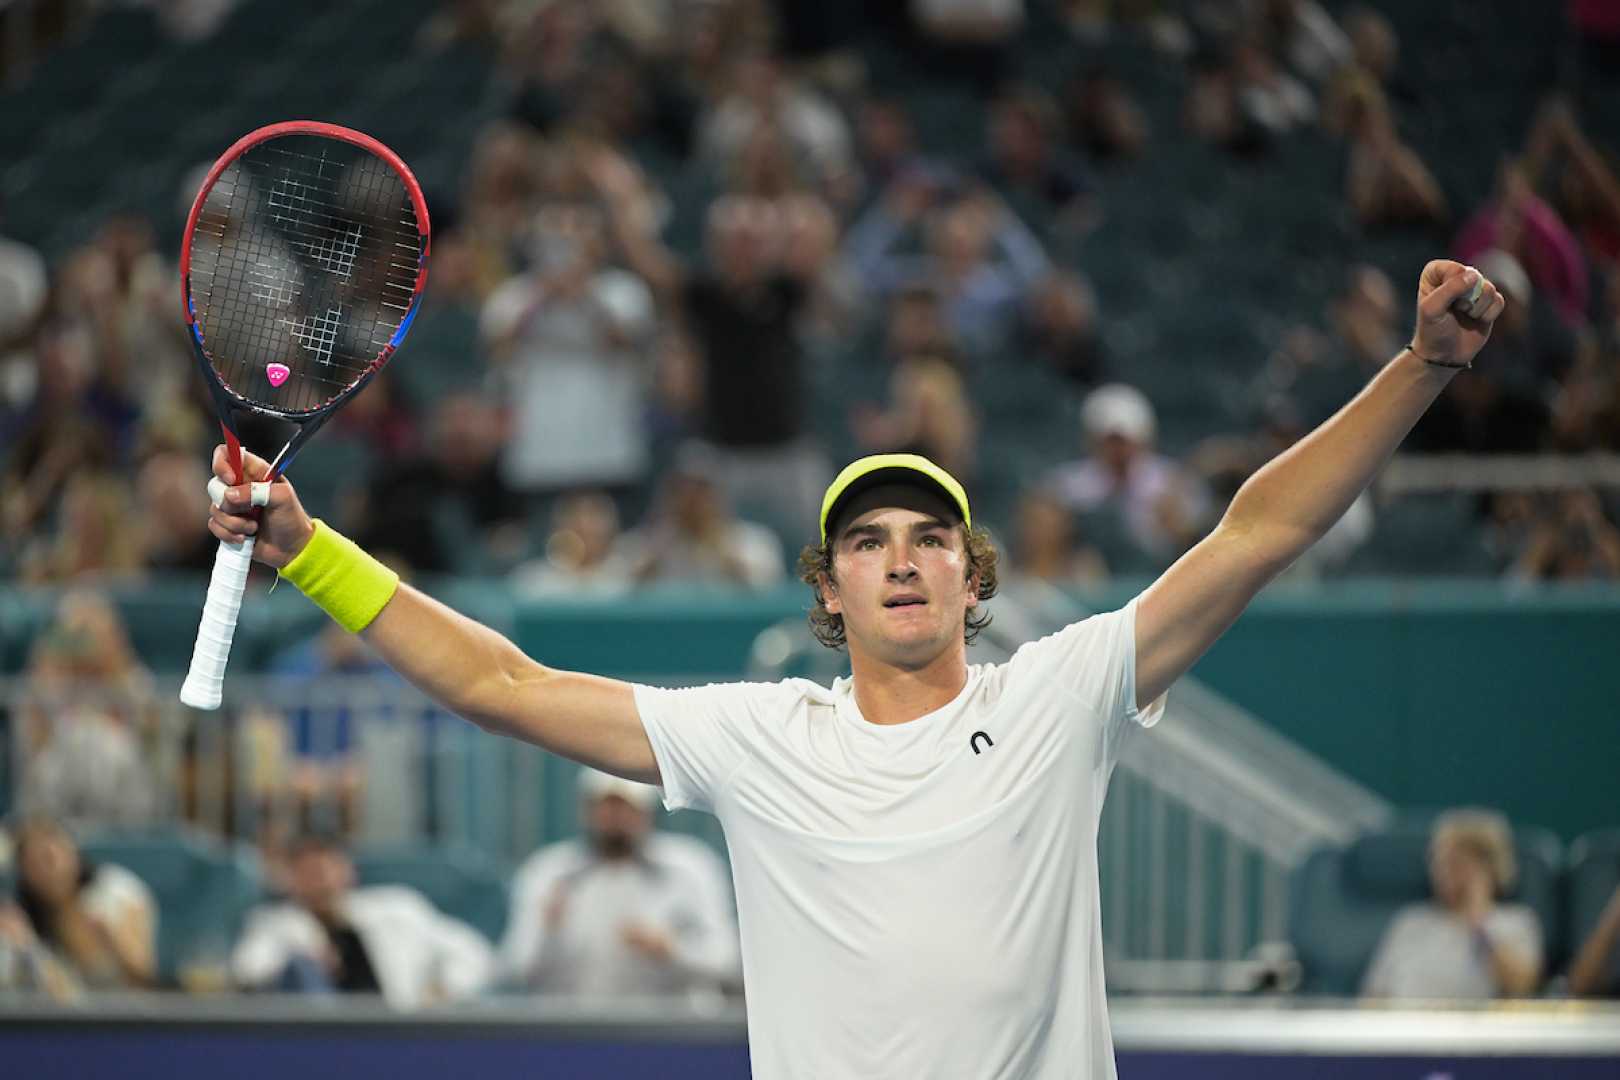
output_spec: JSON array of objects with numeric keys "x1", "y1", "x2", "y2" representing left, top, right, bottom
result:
[
  {"x1": 5, "y1": 799, "x2": 1619, "y2": 1006},
  {"x1": 3, "y1": 0, "x2": 1620, "y2": 600},
  {"x1": 2, "y1": 769, "x2": 743, "y2": 1005},
  {"x1": 3, "y1": 0, "x2": 1620, "y2": 1012}
]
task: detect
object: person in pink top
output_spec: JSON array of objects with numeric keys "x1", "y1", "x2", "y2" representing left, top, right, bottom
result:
[{"x1": 1455, "y1": 159, "x2": 1589, "y2": 327}]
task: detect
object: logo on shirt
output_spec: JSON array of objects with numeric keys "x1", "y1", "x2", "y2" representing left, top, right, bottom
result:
[{"x1": 970, "y1": 731, "x2": 995, "y2": 755}]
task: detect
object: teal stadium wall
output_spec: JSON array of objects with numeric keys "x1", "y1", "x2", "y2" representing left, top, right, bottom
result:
[{"x1": 4, "y1": 580, "x2": 1615, "y2": 839}]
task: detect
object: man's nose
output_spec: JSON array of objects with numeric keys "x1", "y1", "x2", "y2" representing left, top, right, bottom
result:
[{"x1": 885, "y1": 554, "x2": 920, "y2": 582}]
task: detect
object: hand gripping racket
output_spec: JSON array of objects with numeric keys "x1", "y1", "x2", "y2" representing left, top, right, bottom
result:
[{"x1": 179, "y1": 121, "x2": 430, "y2": 709}]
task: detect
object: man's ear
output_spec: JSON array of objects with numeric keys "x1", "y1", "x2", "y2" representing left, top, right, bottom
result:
[
  {"x1": 818, "y1": 570, "x2": 841, "y2": 615},
  {"x1": 964, "y1": 570, "x2": 980, "y2": 609}
]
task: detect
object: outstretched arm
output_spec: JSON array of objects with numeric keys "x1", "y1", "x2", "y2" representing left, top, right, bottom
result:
[
  {"x1": 208, "y1": 448, "x2": 658, "y2": 784},
  {"x1": 1134, "y1": 260, "x2": 1504, "y2": 706},
  {"x1": 1570, "y1": 885, "x2": 1620, "y2": 997}
]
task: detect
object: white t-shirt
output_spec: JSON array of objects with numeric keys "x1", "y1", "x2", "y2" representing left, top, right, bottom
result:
[
  {"x1": 499, "y1": 833, "x2": 740, "y2": 998},
  {"x1": 1360, "y1": 902, "x2": 1543, "y2": 1000},
  {"x1": 633, "y1": 598, "x2": 1163, "y2": 1080}
]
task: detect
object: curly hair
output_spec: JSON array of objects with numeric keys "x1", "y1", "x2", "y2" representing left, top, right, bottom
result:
[{"x1": 796, "y1": 525, "x2": 1000, "y2": 650}]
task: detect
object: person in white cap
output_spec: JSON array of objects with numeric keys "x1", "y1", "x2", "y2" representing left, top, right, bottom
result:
[
  {"x1": 498, "y1": 767, "x2": 739, "y2": 999},
  {"x1": 208, "y1": 259, "x2": 1505, "y2": 1077},
  {"x1": 1047, "y1": 382, "x2": 1213, "y2": 563}
]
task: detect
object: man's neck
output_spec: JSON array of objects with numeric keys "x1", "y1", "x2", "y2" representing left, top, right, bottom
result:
[{"x1": 847, "y1": 644, "x2": 970, "y2": 726}]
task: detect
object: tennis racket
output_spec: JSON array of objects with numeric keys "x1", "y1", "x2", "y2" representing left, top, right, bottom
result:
[{"x1": 178, "y1": 120, "x2": 430, "y2": 710}]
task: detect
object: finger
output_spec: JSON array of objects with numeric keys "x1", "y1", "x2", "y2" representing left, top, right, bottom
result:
[
  {"x1": 212, "y1": 444, "x2": 237, "y2": 485},
  {"x1": 209, "y1": 506, "x2": 258, "y2": 535},
  {"x1": 1420, "y1": 258, "x2": 1465, "y2": 291},
  {"x1": 1482, "y1": 294, "x2": 1506, "y2": 323},
  {"x1": 1421, "y1": 265, "x2": 1480, "y2": 319},
  {"x1": 207, "y1": 518, "x2": 250, "y2": 545}
]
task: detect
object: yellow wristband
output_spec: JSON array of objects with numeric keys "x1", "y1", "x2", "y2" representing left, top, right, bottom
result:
[{"x1": 278, "y1": 519, "x2": 400, "y2": 634}]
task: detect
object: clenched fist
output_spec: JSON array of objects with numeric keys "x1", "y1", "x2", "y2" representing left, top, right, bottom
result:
[
  {"x1": 1411, "y1": 259, "x2": 1505, "y2": 369},
  {"x1": 206, "y1": 445, "x2": 315, "y2": 569}
]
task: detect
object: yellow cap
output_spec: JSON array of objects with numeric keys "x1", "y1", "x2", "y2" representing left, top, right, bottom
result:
[{"x1": 819, "y1": 454, "x2": 971, "y2": 544}]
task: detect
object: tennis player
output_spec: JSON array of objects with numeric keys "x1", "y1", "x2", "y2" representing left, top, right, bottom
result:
[{"x1": 208, "y1": 260, "x2": 1501, "y2": 1078}]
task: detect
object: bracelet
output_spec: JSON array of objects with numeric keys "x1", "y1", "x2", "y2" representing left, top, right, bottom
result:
[
  {"x1": 1406, "y1": 342, "x2": 1472, "y2": 370},
  {"x1": 278, "y1": 519, "x2": 400, "y2": 633}
]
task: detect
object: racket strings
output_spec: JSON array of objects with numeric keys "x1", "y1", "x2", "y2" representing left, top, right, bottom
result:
[{"x1": 188, "y1": 133, "x2": 423, "y2": 415}]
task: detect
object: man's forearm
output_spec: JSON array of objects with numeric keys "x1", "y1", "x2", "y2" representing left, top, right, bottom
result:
[
  {"x1": 1225, "y1": 348, "x2": 1458, "y2": 560},
  {"x1": 359, "y1": 583, "x2": 542, "y2": 732}
]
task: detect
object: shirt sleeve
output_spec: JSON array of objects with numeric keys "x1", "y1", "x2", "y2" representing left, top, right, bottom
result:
[
  {"x1": 633, "y1": 681, "x2": 780, "y2": 814},
  {"x1": 1008, "y1": 594, "x2": 1166, "y2": 741}
]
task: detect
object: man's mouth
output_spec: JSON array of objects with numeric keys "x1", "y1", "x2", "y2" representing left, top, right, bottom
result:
[{"x1": 884, "y1": 595, "x2": 927, "y2": 608}]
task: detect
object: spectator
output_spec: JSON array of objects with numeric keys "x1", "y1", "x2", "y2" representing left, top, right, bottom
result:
[
  {"x1": 1465, "y1": 248, "x2": 1575, "y2": 387},
  {"x1": 1046, "y1": 384, "x2": 1212, "y2": 565},
  {"x1": 1259, "y1": 0, "x2": 1351, "y2": 85},
  {"x1": 1408, "y1": 362, "x2": 1551, "y2": 455},
  {"x1": 355, "y1": 393, "x2": 524, "y2": 576},
  {"x1": 1060, "y1": 66, "x2": 1150, "y2": 164},
  {"x1": 1343, "y1": 80, "x2": 1448, "y2": 230},
  {"x1": 480, "y1": 178, "x2": 657, "y2": 504},
  {"x1": 500, "y1": 768, "x2": 739, "y2": 998},
  {"x1": 17, "y1": 591, "x2": 160, "y2": 830},
  {"x1": 512, "y1": 490, "x2": 633, "y2": 596},
  {"x1": 1011, "y1": 489, "x2": 1107, "y2": 585},
  {"x1": 1361, "y1": 809, "x2": 1543, "y2": 1000},
  {"x1": 266, "y1": 622, "x2": 394, "y2": 839},
  {"x1": 1455, "y1": 159, "x2": 1589, "y2": 329},
  {"x1": 697, "y1": 51, "x2": 856, "y2": 202},
  {"x1": 1184, "y1": 50, "x2": 1267, "y2": 159},
  {"x1": 620, "y1": 444, "x2": 785, "y2": 588},
  {"x1": 3, "y1": 819, "x2": 156, "y2": 992},
  {"x1": 1569, "y1": 881, "x2": 1620, "y2": 998},
  {"x1": 1236, "y1": 36, "x2": 1317, "y2": 137},
  {"x1": 610, "y1": 183, "x2": 833, "y2": 537},
  {"x1": 0, "y1": 207, "x2": 47, "y2": 348},
  {"x1": 855, "y1": 98, "x2": 932, "y2": 193},
  {"x1": 851, "y1": 351, "x2": 978, "y2": 483},
  {"x1": 133, "y1": 450, "x2": 217, "y2": 575},
  {"x1": 1522, "y1": 97, "x2": 1620, "y2": 270},
  {"x1": 1506, "y1": 489, "x2": 1620, "y2": 583},
  {"x1": 844, "y1": 181, "x2": 1049, "y2": 355},
  {"x1": 1020, "y1": 270, "x2": 1105, "y2": 387},
  {"x1": 18, "y1": 469, "x2": 147, "y2": 584},
  {"x1": 232, "y1": 831, "x2": 493, "y2": 1009},
  {"x1": 1, "y1": 321, "x2": 116, "y2": 546},
  {"x1": 980, "y1": 85, "x2": 1095, "y2": 226}
]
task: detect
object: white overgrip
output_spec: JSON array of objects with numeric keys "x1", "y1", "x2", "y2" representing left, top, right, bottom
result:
[
  {"x1": 180, "y1": 475, "x2": 272, "y2": 709},
  {"x1": 180, "y1": 536, "x2": 256, "y2": 709}
]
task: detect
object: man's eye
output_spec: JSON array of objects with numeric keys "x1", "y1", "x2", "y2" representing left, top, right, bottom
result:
[
  {"x1": 857, "y1": 538, "x2": 879, "y2": 550},
  {"x1": 920, "y1": 535, "x2": 942, "y2": 546}
]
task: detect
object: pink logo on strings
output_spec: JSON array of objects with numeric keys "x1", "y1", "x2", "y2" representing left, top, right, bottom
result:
[{"x1": 266, "y1": 363, "x2": 290, "y2": 388}]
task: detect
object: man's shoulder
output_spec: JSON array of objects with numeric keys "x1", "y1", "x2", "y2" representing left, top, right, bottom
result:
[{"x1": 640, "y1": 676, "x2": 834, "y2": 716}]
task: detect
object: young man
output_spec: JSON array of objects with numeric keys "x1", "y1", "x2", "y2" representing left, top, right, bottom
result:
[{"x1": 208, "y1": 261, "x2": 1502, "y2": 1077}]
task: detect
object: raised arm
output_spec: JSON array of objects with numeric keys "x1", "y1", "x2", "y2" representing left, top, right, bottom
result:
[
  {"x1": 207, "y1": 448, "x2": 658, "y2": 784},
  {"x1": 1134, "y1": 260, "x2": 1503, "y2": 706}
]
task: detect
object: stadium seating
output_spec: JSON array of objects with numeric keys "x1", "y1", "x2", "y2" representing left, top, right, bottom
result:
[{"x1": 1288, "y1": 817, "x2": 1564, "y2": 995}]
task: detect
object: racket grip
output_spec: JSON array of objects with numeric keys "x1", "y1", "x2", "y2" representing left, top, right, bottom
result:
[{"x1": 180, "y1": 536, "x2": 256, "y2": 710}]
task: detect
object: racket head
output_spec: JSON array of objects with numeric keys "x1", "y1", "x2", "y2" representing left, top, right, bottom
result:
[{"x1": 179, "y1": 121, "x2": 431, "y2": 474}]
